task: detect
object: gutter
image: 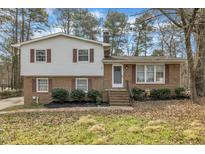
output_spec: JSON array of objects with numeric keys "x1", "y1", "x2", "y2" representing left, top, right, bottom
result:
[{"x1": 103, "y1": 59, "x2": 186, "y2": 64}]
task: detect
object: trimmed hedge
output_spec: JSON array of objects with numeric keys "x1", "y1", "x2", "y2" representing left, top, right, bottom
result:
[
  {"x1": 131, "y1": 88, "x2": 145, "y2": 100},
  {"x1": 150, "y1": 88, "x2": 171, "y2": 100},
  {"x1": 87, "y1": 89, "x2": 102, "y2": 105},
  {"x1": 175, "y1": 87, "x2": 187, "y2": 98},
  {"x1": 52, "y1": 88, "x2": 69, "y2": 102},
  {"x1": 70, "y1": 89, "x2": 85, "y2": 101},
  {"x1": 0, "y1": 90, "x2": 22, "y2": 99}
]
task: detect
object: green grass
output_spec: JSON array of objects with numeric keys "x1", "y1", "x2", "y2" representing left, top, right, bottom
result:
[
  {"x1": 0, "y1": 111, "x2": 204, "y2": 144},
  {"x1": 0, "y1": 103, "x2": 45, "y2": 111}
]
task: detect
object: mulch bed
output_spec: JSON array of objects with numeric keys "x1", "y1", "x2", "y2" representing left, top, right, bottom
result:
[{"x1": 44, "y1": 101, "x2": 109, "y2": 108}]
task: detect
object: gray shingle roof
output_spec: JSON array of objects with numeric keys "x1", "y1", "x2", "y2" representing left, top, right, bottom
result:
[{"x1": 103, "y1": 56, "x2": 186, "y2": 63}]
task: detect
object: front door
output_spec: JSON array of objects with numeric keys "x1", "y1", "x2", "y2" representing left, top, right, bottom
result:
[{"x1": 112, "y1": 64, "x2": 123, "y2": 88}]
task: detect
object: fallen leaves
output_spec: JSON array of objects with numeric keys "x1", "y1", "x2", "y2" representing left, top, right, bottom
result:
[
  {"x1": 0, "y1": 99, "x2": 204, "y2": 144},
  {"x1": 183, "y1": 129, "x2": 199, "y2": 140},
  {"x1": 92, "y1": 136, "x2": 110, "y2": 145},
  {"x1": 147, "y1": 120, "x2": 167, "y2": 126},
  {"x1": 127, "y1": 126, "x2": 141, "y2": 133},
  {"x1": 89, "y1": 124, "x2": 105, "y2": 134},
  {"x1": 76, "y1": 115, "x2": 96, "y2": 125},
  {"x1": 143, "y1": 125, "x2": 162, "y2": 132}
]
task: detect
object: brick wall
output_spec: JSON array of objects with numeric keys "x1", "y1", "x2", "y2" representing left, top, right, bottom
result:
[
  {"x1": 103, "y1": 64, "x2": 181, "y2": 90},
  {"x1": 23, "y1": 64, "x2": 181, "y2": 104},
  {"x1": 24, "y1": 76, "x2": 104, "y2": 104}
]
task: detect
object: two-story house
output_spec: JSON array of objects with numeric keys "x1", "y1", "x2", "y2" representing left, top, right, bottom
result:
[{"x1": 12, "y1": 32, "x2": 185, "y2": 105}]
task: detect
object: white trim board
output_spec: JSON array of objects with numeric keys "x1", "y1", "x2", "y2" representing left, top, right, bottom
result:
[
  {"x1": 136, "y1": 64, "x2": 165, "y2": 84},
  {"x1": 112, "y1": 64, "x2": 124, "y2": 88}
]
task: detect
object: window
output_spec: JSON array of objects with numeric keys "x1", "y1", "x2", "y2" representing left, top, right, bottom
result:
[
  {"x1": 137, "y1": 65, "x2": 145, "y2": 82},
  {"x1": 36, "y1": 50, "x2": 46, "y2": 62},
  {"x1": 136, "y1": 64, "x2": 165, "y2": 84},
  {"x1": 146, "y1": 65, "x2": 154, "y2": 82},
  {"x1": 78, "y1": 50, "x2": 88, "y2": 62},
  {"x1": 37, "y1": 78, "x2": 48, "y2": 92},
  {"x1": 76, "y1": 78, "x2": 88, "y2": 91},
  {"x1": 156, "y1": 65, "x2": 164, "y2": 83}
]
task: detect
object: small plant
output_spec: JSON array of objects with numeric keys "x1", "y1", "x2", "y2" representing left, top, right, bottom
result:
[
  {"x1": 131, "y1": 88, "x2": 145, "y2": 100},
  {"x1": 150, "y1": 88, "x2": 171, "y2": 100},
  {"x1": 70, "y1": 89, "x2": 85, "y2": 101},
  {"x1": 87, "y1": 89, "x2": 102, "y2": 105},
  {"x1": 175, "y1": 87, "x2": 186, "y2": 99},
  {"x1": 51, "y1": 88, "x2": 69, "y2": 102},
  {"x1": 96, "y1": 96, "x2": 102, "y2": 106}
]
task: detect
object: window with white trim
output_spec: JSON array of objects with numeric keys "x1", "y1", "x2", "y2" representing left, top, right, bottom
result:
[
  {"x1": 156, "y1": 65, "x2": 164, "y2": 82},
  {"x1": 136, "y1": 64, "x2": 165, "y2": 84},
  {"x1": 76, "y1": 78, "x2": 88, "y2": 91},
  {"x1": 37, "y1": 78, "x2": 48, "y2": 92},
  {"x1": 137, "y1": 65, "x2": 145, "y2": 82},
  {"x1": 146, "y1": 65, "x2": 154, "y2": 82},
  {"x1": 36, "y1": 50, "x2": 46, "y2": 62},
  {"x1": 78, "y1": 49, "x2": 89, "y2": 62}
]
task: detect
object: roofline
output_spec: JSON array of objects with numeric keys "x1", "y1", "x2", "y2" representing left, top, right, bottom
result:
[
  {"x1": 103, "y1": 59, "x2": 186, "y2": 64},
  {"x1": 11, "y1": 32, "x2": 111, "y2": 48}
]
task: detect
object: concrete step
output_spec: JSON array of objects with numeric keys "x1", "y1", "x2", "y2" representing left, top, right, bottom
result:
[
  {"x1": 109, "y1": 96, "x2": 129, "y2": 99},
  {"x1": 108, "y1": 89, "x2": 130, "y2": 106},
  {"x1": 110, "y1": 100, "x2": 129, "y2": 102},
  {"x1": 110, "y1": 91, "x2": 129, "y2": 94},
  {"x1": 110, "y1": 103, "x2": 131, "y2": 106},
  {"x1": 110, "y1": 100, "x2": 129, "y2": 104},
  {"x1": 110, "y1": 93, "x2": 129, "y2": 96},
  {"x1": 109, "y1": 93, "x2": 129, "y2": 97},
  {"x1": 110, "y1": 97, "x2": 129, "y2": 100}
]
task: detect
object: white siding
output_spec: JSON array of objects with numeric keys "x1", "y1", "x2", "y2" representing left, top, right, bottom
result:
[{"x1": 21, "y1": 36, "x2": 104, "y2": 76}]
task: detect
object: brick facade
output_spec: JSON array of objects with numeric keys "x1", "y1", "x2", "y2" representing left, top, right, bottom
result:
[
  {"x1": 24, "y1": 76, "x2": 104, "y2": 104},
  {"x1": 23, "y1": 64, "x2": 181, "y2": 104},
  {"x1": 103, "y1": 63, "x2": 181, "y2": 90}
]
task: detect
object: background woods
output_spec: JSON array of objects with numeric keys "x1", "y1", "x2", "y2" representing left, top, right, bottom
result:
[
  {"x1": 0, "y1": 8, "x2": 205, "y2": 103},
  {"x1": 0, "y1": 8, "x2": 48, "y2": 90}
]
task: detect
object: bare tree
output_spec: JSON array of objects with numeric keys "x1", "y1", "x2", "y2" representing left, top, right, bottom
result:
[
  {"x1": 156, "y1": 19, "x2": 185, "y2": 57},
  {"x1": 158, "y1": 8, "x2": 201, "y2": 103}
]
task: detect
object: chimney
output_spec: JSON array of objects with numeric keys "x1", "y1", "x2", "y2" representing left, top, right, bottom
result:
[{"x1": 103, "y1": 30, "x2": 110, "y2": 58}]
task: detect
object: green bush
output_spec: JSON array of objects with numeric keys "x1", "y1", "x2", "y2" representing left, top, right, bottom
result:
[
  {"x1": 175, "y1": 87, "x2": 186, "y2": 98},
  {"x1": 70, "y1": 89, "x2": 85, "y2": 101},
  {"x1": 51, "y1": 88, "x2": 69, "y2": 102},
  {"x1": 0, "y1": 90, "x2": 22, "y2": 99},
  {"x1": 131, "y1": 88, "x2": 145, "y2": 100},
  {"x1": 150, "y1": 88, "x2": 171, "y2": 100},
  {"x1": 87, "y1": 89, "x2": 102, "y2": 105}
]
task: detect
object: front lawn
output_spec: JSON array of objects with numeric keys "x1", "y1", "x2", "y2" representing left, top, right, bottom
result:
[
  {"x1": 0, "y1": 100, "x2": 204, "y2": 144},
  {"x1": 0, "y1": 103, "x2": 45, "y2": 111}
]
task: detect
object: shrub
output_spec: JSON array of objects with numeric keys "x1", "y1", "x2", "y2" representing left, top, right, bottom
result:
[
  {"x1": 0, "y1": 90, "x2": 22, "y2": 99},
  {"x1": 70, "y1": 89, "x2": 85, "y2": 101},
  {"x1": 131, "y1": 88, "x2": 145, "y2": 100},
  {"x1": 175, "y1": 87, "x2": 186, "y2": 98},
  {"x1": 51, "y1": 88, "x2": 69, "y2": 102},
  {"x1": 150, "y1": 88, "x2": 171, "y2": 100},
  {"x1": 87, "y1": 89, "x2": 102, "y2": 105}
]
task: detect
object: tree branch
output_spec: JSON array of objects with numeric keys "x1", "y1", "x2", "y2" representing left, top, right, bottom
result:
[{"x1": 158, "y1": 9, "x2": 183, "y2": 28}]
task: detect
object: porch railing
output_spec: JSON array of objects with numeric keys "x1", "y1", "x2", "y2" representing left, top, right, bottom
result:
[{"x1": 125, "y1": 80, "x2": 134, "y2": 104}]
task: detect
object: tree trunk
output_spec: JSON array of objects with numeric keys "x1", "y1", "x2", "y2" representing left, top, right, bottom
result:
[
  {"x1": 184, "y1": 29, "x2": 198, "y2": 103},
  {"x1": 21, "y1": 8, "x2": 24, "y2": 42},
  {"x1": 11, "y1": 8, "x2": 19, "y2": 89},
  {"x1": 26, "y1": 15, "x2": 31, "y2": 41},
  {"x1": 67, "y1": 10, "x2": 70, "y2": 35},
  {"x1": 135, "y1": 31, "x2": 140, "y2": 56},
  {"x1": 144, "y1": 34, "x2": 147, "y2": 56},
  {"x1": 195, "y1": 9, "x2": 205, "y2": 97}
]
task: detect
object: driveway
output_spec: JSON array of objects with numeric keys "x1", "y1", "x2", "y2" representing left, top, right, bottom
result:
[{"x1": 0, "y1": 97, "x2": 24, "y2": 110}]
